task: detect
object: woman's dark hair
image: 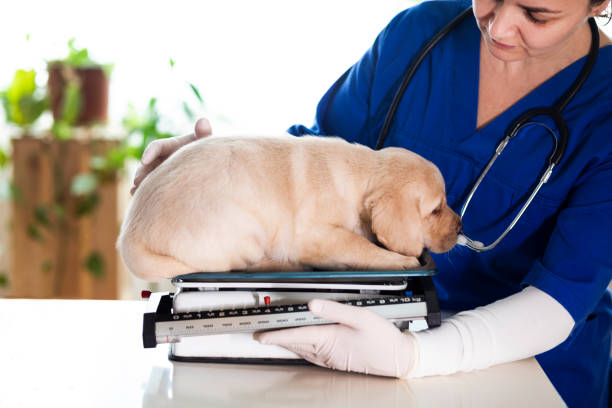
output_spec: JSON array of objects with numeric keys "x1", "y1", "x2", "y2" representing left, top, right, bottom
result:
[{"x1": 591, "y1": 0, "x2": 611, "y2": 23}]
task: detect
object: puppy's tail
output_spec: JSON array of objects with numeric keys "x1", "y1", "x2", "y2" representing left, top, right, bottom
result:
[{"x1": 117, "y1": 234, "x2": 196, "y2": 281}]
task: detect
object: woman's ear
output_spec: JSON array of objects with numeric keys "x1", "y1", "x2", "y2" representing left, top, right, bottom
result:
[
  {"x1": 590, "y1": 0, "x2": 611, "y2": 17},
  {"x1": 367, "y1": 190, "x2": 424, "y2": 257}
]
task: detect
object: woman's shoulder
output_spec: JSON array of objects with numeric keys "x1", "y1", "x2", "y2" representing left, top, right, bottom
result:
[
  {"x1": 384, "y1": 0, "x2": 472, "y2": 36},
  {"x1": 377, "y1": 1, "x2": 473, "y2": 63},
  {"x1": 569, "y1": 44, "x2": 612, "y2": 121}
]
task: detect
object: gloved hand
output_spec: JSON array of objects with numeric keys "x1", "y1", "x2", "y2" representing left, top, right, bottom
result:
[
  {"x1": 253, "y1": 298, "x2": 418, "y2": 377},
  {"x1": 130, "y1": 117, "x2": 212, "y2": 194}
]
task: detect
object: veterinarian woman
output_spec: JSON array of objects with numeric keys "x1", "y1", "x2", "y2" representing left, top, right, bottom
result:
[{"x1": 132, "y1": 1, "x2": 612, "y2": 406}]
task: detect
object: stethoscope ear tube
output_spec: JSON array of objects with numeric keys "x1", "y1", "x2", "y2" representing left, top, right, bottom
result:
[
  {"x1": 554, "y1": 17, "x2": 600, "y2": 113},
  {"x1": 549, "y1": 109, "x2": 568, "y2": 166},
  {"x1": 375, "y1": 7, "x2": 473, "y2": 150}
]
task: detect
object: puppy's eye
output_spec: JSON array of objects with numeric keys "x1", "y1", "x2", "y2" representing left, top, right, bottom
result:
[{"x1": 431, "y1": 207, "x2": 442, "y2": 216}]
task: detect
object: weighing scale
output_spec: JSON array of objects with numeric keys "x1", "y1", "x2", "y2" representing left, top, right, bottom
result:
[{"x1": 142, "y1": 251, "x2": 440, "y2": 363}]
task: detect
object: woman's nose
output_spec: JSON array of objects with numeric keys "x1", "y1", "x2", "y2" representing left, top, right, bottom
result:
[{"x1": 488, "y1": 4, "x2": 519, "y2": 42}]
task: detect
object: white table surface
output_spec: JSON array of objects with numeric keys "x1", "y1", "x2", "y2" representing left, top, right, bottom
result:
[{"x1": 0, "y1": 298, "x2": 566, "y2": 408}]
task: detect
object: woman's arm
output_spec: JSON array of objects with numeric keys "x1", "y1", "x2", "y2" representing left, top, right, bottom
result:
[
  {"x1": 254, "y1": 286, "x2": 574, "y2": 378},
  {"x1": 409, "y1": 286, "x2": 574, "y2": 376}
]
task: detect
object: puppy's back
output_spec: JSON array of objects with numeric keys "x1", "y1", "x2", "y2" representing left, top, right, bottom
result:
[{"x1": 117, "y1": 135, "x2": 379, "y2": 278}]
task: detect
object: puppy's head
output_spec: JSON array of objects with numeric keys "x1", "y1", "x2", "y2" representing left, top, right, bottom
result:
[{"x1": 366, "y1": 149, "x2": 461, "y2": 256}]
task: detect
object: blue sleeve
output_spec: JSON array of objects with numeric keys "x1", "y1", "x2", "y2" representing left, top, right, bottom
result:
[
  {"x1": 287, "y1": 1, "x2": 472, "y2": 146},
  {"x1": 523, "y1": 128, "x2": 612, "y2": 325}
]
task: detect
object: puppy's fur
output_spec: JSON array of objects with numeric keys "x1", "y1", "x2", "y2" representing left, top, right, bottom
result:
[{"x1": 117, "y1": 135, "x2": 461, "y2": 280}]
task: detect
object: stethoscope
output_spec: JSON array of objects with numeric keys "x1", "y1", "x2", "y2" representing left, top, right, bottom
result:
[{"x1": 375, "y1": 6, "x2": 600, "y2": 252}]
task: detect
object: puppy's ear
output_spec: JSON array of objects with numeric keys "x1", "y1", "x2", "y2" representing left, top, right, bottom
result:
[{"x1": 367, "y1": 190, "x2": 424, "y2": 257}]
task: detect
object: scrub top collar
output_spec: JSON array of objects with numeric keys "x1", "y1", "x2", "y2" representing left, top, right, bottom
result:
[{"x1": 450, "y1": 13, "x2": 612, "y2": 146}]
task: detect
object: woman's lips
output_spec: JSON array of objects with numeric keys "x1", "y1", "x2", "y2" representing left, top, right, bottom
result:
[{"x1": 491, "y1": 38, "x2": 515, "y2": 50}]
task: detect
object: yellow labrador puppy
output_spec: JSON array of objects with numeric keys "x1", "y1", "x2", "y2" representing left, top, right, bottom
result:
[{"x1": 117, "y1": 135, "x2": 461, "y2": 280}]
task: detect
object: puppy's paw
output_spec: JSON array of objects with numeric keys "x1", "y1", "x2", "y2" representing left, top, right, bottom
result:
[{"x1": 401, "y1": 256, "x2": 421, "y2": 270}]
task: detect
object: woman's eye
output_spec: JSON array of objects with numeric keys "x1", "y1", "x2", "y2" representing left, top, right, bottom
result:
[{"x1": 526, "y1": 11, "x2": 547, "y2": 24}]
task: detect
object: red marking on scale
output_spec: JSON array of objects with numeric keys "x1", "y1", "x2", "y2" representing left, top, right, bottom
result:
[{"x1": 264, "y1": 296, "x2": 271, "y2": 305}]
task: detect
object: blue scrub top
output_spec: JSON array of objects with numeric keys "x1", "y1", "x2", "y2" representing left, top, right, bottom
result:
[{"x1": 288, "y1": 1, "x2": 612, "y2": 406}]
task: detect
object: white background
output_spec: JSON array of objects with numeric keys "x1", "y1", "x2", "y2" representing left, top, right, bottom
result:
[{"x1": 0, "y1": 0, "x2": 418, "y2": 141}]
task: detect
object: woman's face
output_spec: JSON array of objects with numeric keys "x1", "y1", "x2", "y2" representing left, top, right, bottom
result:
[{"x1": 472, "y1": 0, "x2": 605, "y2": 61}]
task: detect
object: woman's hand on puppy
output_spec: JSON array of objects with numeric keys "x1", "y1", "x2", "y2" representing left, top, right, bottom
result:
[
  {"x1": 130, "y1": 117, "x2": 213, "y2": 195},
  {"x1": 254, "y1": 298, "x2": 418, "y2": 378}
]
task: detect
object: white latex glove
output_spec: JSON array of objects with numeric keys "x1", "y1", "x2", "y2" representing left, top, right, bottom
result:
[
  {"x1": 130, "y1": 117, "x2": 212, "y2": 195},
  {"x1": 253, "y1": 298, "x2": 418, "y2": 377}
]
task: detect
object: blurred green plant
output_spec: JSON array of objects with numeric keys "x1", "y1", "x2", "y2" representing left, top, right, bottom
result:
[
  {"x1": 0, "y1": 69, "x2": 47, "y2": 129},
  {"x1": 0, "y1": 147, "x2": 8, "y2": 169},
  {"x1": 1, "y1": 48, "x2": 209, "y2": 285},
  {"x1": 0, "y1": 68, "x2": 45, "y2": 208},
  {"x1": 62, "y1": 38, "x2": 114, "y2": 74},
  {"x1": 84, "y1": 251, "x2": 105, "y2": 278},
  {"x1": 0, "y1": 242, "x2": 7, "y2": 288},
  {"x1": 78, "y1": 73, "x2": 207, "y2": 189},
  {"x1": 0, "y1": 272, "x2": 8, "y2": 288}
]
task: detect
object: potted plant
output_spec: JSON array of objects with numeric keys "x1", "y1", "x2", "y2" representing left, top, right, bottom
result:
[
  {"x1": 47, "y1": 39, "x2": 113, "y2": 137},
  {"x1": 4, "y1": 40, "x2": 122, "y2": 299},
  {"x1": 2, "y1": 50, "x2": 209, "y2": 299}
]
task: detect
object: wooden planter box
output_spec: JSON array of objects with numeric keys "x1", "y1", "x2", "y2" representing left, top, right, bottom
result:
[{"x1": 10, "y1": 136, "x2": 119, "y2": 299}]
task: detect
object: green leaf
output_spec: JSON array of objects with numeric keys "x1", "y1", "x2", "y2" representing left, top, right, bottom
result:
[
  {"x1": 169, "y1": 58, "x2": 175, "y2": 68},
  {"x1": 0, "y1": 147, "x2": 8, "y2": 168},
  {"x1": 52, "y1": 120, "x2": 73, "y2": 141},
  {"x1": 75, "y1": 192, "x2": 100, "y2": 217},
  {"x1": 102, "y1": 63, "x2": 114, "y2": 77},
  {"x1": 71, "y1": 173, "x2": 98, "y2": 196},
  {"x1": 0, "y1": 273, "x2": 8, "y2": 288},
  {"x1": 182, "y1": 102, "x2": 195, "y2": 121},
  {"x1": 189, "y1": 83, "x2": 204, "y2": 105},
  {"x1": 18, "y1": 93, "x2": 48, "y2": 125},
  {"x1": 52, "y1": 203, "x2": 66, "y2": 220},
  {"x1": 84, "y1": 251, "x2": 105, "y2": 278},
  {"x1": 27, "y1": 223, "x2": 44, "y2": 242},
  {"x1": 8, "y1": 182, "x2": 23, "y2": 204},
  {"x1": 61, "y1": 81, "x2": 82, "y2": 125},
  {"x1": 34, "y1": 205, "x2": 52, "y2": 228},
  {"x1": 65, "y1": 38, "x2": 95, "y2": 67},
  {"x1": 1, "y1": 69, "x2": 47, "y2": 126},
  {"x1": 6, "y1": 70, "x2": 36, "y2": 103},
  {"x1": 102, "y1": 149, "x2": 126, "y2": 172},
  {"x1": 41, "y1": 260, "x2": 53, "y2": 274}
]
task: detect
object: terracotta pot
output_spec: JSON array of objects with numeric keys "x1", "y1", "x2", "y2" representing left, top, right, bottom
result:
[{"x1": 47, "y1": 63, "x2": 109, "y2": 126}]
